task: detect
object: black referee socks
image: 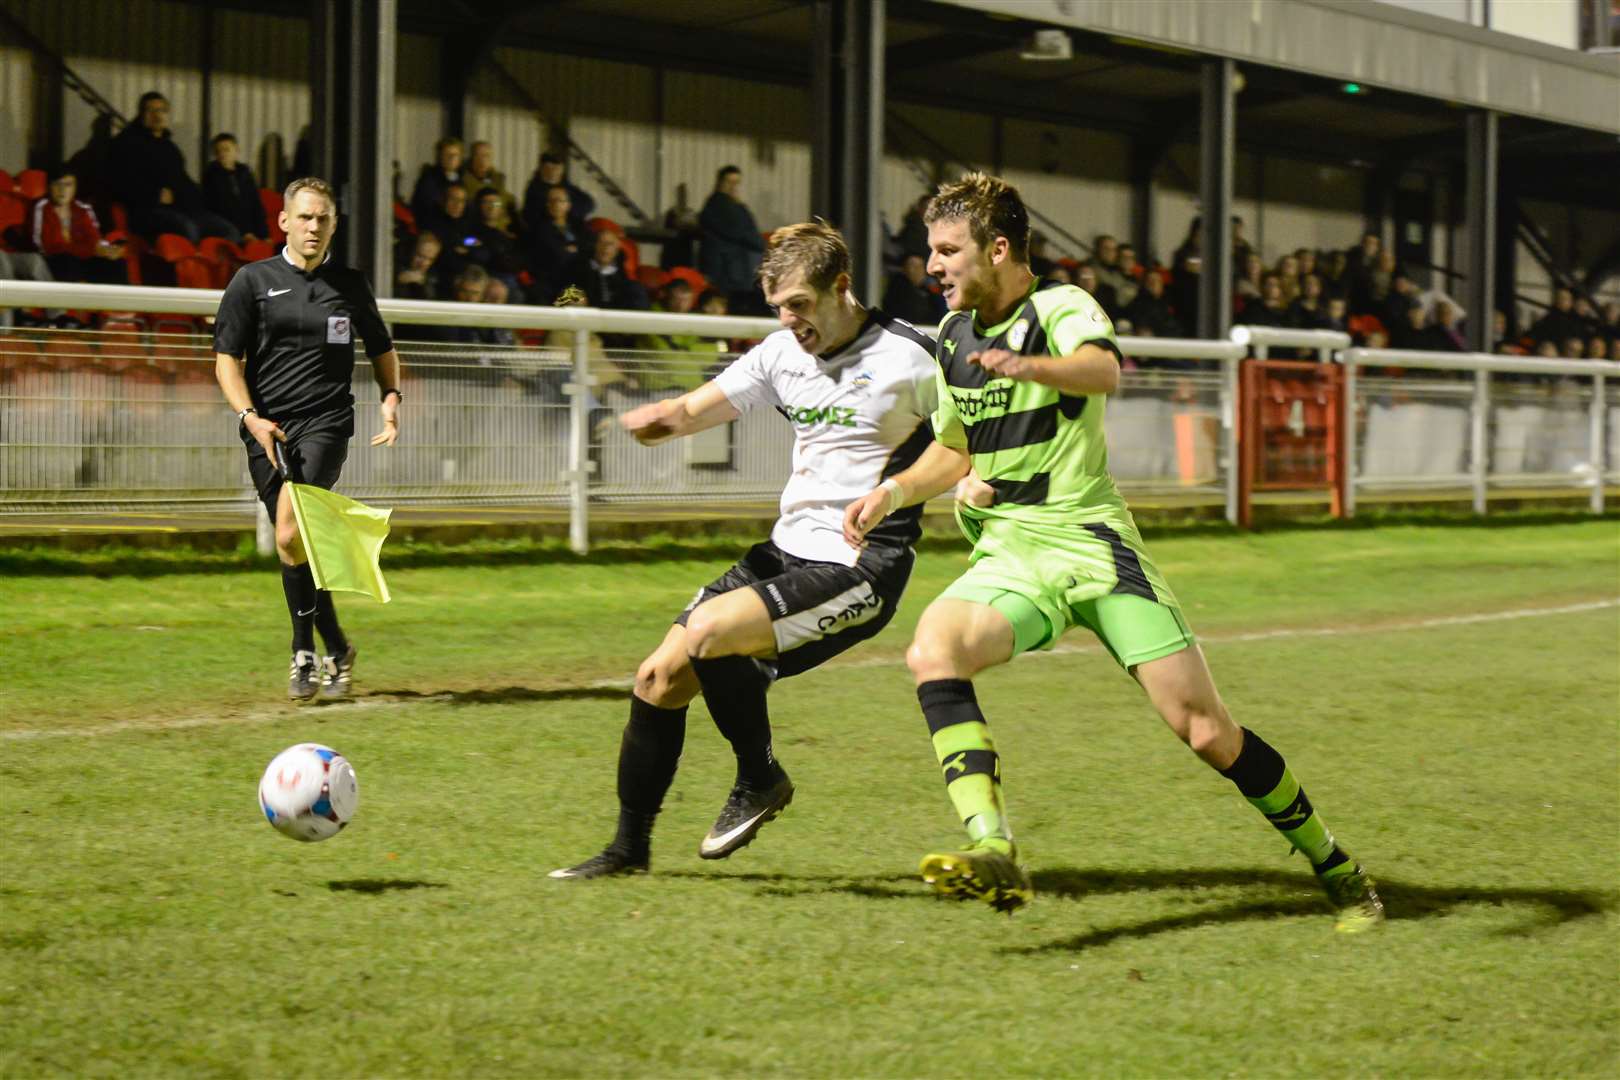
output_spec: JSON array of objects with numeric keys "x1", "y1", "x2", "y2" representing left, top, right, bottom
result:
[{"x1": 280, "y1": 561, "x2": 319, "y2": 655}]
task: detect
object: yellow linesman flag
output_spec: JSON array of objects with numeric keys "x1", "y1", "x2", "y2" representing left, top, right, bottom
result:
[{"x1": 285, "y1": 483, "x2": 393, "y2": 603}]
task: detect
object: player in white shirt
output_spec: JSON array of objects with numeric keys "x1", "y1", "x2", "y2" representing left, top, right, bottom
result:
[{"x1": 552, "y1": 222, "x2": 939, "y2": 879}]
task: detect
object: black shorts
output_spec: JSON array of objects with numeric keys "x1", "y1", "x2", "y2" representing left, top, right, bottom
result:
[
  {"x1": 674, "y1": 539, "x2": 915, "y2": 679},
  {"x1": 242, "y1": 409, "x2": 353, "y2": 523}
]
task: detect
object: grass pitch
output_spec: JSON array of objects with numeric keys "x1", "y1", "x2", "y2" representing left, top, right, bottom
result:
[{"x1": 2, "y1": 520, "x2": 1617, "y2": 1077}]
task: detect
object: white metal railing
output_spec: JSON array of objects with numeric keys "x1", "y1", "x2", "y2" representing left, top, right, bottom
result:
[
  {"x1": 1338, "y1": 347, "x2": 1618, "y2": 516},
  {"x1": 2, "y1": 281, "x2": 1610, "y2": 549}
]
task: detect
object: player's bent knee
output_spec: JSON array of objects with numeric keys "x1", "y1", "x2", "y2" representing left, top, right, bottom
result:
[
  {"x1": 906, "y1": 635, "x2": 966, "y2": 683},
  {"x1": 683, "y1": 608, "x2": 734, "y2": 660},
  {"x1": 635, "y1": 654, "x2": 694, "y2": 708}
]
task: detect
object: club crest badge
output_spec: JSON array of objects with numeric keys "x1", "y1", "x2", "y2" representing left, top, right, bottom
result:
[{"x1": 1006, "y1": 320, "x2": 1029, "y2": 351}]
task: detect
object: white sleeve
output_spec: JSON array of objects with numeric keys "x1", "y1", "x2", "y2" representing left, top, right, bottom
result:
[
  {"x1": 911, "y1": 351, "x2": 940, "y2": 419},
  {"x1": 711, "y1": 341, "x2": 780, "y2": 412}
]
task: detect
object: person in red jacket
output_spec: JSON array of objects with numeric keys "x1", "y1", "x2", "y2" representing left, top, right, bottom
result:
[{"x1": 32, "y1": 167, "x2": 128, "y2": 285}]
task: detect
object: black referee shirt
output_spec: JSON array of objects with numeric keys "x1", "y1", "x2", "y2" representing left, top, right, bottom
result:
[{"x1": 213, "y1": 249, "x2": 393, "y2": 420}]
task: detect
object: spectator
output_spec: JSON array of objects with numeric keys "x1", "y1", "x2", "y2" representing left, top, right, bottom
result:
[
  {"x1": 564, "y1": 229, "x2": 650, "y2": 318},
  {"x1": 467, "y1": 187, "x2": 528, "y2": 293},
  {"x1": 1323, "y1": 295, "x2": 1349, "y2": 335},
  {"x1": 1113, "y1": 244, "x2": 1142, "y2": 308},
  {"x1": 1231, "y1": 215, "x2": 1253, "y2": 271},
  {"x1": 1393, "y1": 304, "x2": 1459, "y2": 352},
  {"x1": 1433, "y1": 300, "x2": 1468, "y2": 351},
  {"x1": 31, "y1": 167, "x2": 128, "y2": 285},
  {"x1": 1343, "y1": 232, "x2": 1381, "y2": 290},
  {"x1": 699, "y1": 165, "x2": 765, "y2": 312},
  {"x1": 1490, "y1": 310, "x2": 1519, "y2": 353},
  {"x1": 201, "y1": 133, "x2": 268, "y2": 243},
  {"x1": 635, "y1": 279, "x2": 723, "y2": 392},
  {"x1": 1602, "y1": 301, "x2": 1620, "y2": 337},
  {"x1": 1527, "y1": 288, "x2": 1588, "y2": 347},
  {"x1": 1561, "y1": 336, "x2": 1586, "y2": 360},
  {"x1": 1235, "y1": 251, "x2": 1265, "y2": 306},
  {"x1": 896, "y1": 194, "x2": 931, "y2": 262},
  {"x1": 660, "y1": 182, "x2": 701, "y2": 269},
  {"x1": 108, "y1": 90, "x2": 239, "y2": 243},
  {"x1": 1534, "y1": 339, "x2": 1560, "y2": 359},
  {"x1": 698, "y1": 289, "x2": 729, "y2": 317},
  {"x1": 1170, "y1": 216, "x2": 1203, "y2": 332},
  {"x1": 1290, "y1": 273, "x2": 1331, "y2": 330},
  {"x1": 881, "y1": 252, "x2": 946, "y2": 327},
  {"x1": 1046, "y1": 263, "x2": 1073, "y2": 285},
  {"x1": 1241, "y1": 272, "x2": 1294, "y2": 328},
  {"x1": 1381, "y1": 270, "x2": 1420, "y2": 337},
  {"x1": 1322, "y1": 249, "x2": 1349, "y2": 293},
  {"x1": 1092, "y1": 233, "x2": 1133, "y2": 303},
  {"x1": 1296, "y1": 248, "x2": 1318, "y2": 281},
  {"x1": 394, "y1": 231, "x2": 447, "y2": 301},
  {"x1": 1075, "y1": 261, "x2": 1117, "y2": 317},
  {"x1": 522, "y1": 151, "x2": 594, "y2": 234},
  {"x1": 1588, "y1": 336, "x2": 1609, "y2": 361},
  {"x1": 409, "y1": 137, "x2": 464, "y2": 225},
  {"x1": 1275, "y1": 253, "x2": 1302, "y2": 305},
  {"x1": 527, "y1": 185, "x2": 582, "y2": 302},
  {"x1": 478, "y1": 276, "x2": 518, "y2": 346},
  {"x1": 462, "y1": 141, "x2": 516, "y2": 231},
  {"x1": 1027, "y1": 232, "x2": 1055, "y2": 277},
  {"x1": 1123, "y1": 270, "x2": 1182, "y2": 338},
  {"x1": 418, "y1": 184, "x2": 477, "y2": 277}
]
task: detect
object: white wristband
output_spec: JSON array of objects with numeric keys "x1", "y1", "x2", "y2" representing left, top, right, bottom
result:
[{"x1": 878, "y1": 477, "x2": 905, "y2": 517}]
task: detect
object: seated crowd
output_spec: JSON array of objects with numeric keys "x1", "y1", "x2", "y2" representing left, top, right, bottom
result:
[{"x1": 4, "y1": 91, "x2": 1617, "y2": 366}]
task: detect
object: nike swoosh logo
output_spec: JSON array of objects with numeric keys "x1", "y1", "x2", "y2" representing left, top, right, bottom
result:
[
  {"x1": 296, "y1": 606, "x2": 317, "y2": 617},
  {"x1": 267, "y1": 288, "x2": 291, "y2": 297}
]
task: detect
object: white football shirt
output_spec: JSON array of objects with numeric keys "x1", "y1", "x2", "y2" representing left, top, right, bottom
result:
[{"x1": 713, "y1": 310, "x2": 939, "y2": 566}]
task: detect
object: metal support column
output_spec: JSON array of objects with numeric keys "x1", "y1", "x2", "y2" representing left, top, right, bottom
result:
[
  {"x1": 1127, "y1": 139, "x2": 1159, "y2": 261},
  {"x1": 566, "y1": 331, "x2": 595, "y2": 555},
  {"x1": 1464, "y1": 111, "x2": 1498, "y2": 353},
  {"x1": 1197, "y1": 58, "x2": 1235, "y2": 341},
  {"x1": 810, "y1": 0, "x2": 885, "y2": 303},
  {"x1": 310, "y1": 0, "x2": 396, "y2": 293},
  {"x1": 1590, "y1": 374, "x2": 1606, "y2": 515},
  {"x1": 1342, "y1": 358, "x2": 1358, "y2": 518}
]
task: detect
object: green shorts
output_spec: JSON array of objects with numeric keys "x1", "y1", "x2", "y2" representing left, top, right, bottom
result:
[{"x1": 938, "y1": 514, "x2": 1195, "y2": 668}]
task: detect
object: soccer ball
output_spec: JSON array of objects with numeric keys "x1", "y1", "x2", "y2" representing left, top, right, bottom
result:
[{"x1": 258, "y1": 743, "x2": 359, "y2": 842}]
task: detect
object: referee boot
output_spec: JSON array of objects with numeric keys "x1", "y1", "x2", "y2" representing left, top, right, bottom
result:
[
  {"x1": 288, "y1": 650, "x2": 320, "y2": 703},
  {"x1": 320, "y1": 643, "x2": 358, "y2": 701}
]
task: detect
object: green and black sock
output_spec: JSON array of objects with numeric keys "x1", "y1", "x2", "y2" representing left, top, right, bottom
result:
[
  {"x1": 1221, "y1": 726, "x2": 1351, "y2": 876},
  {"x1": 918, "y1": 679, "x2": 1012, "y2": 853}
]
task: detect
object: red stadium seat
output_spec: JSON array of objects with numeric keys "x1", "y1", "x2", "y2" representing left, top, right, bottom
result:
[
  {"x1": 173, "y1": 254, "x2": 223, "y2": 289},
  {"x1": 240, "y1": 238, "x2": 275, "y2": 262},
  {"x1": 637, "y1": 265, "x2": 670, "y2": 292},
  {"x1": 393, "y1": 200, "x2": 416, "y2": 234},
  {"x1": 0, "y1": 191, "x2": 25, "y2": 235},
  {"x1": 15, "y1": 169, "x2": 46, "y2": 200},
  {"x1": 0, "y1": 168, "x2": 13, "y2": 194},
  {"x1": 107, "y1": 202, "x2": 130, "y2": 235},
  {"x1": 154, "y1": 233, "x2": 196, "y2": 263},
  {"x1": 260, "y1": 189, "x2": 285, "y2": 243},
  {"x1": 198, "y1": 236, "x2": 243, "y2": 264}
]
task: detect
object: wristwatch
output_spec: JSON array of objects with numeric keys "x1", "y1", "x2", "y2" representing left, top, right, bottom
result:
[
  {"x1": 382, "y1": 388, "x2": 403, "y2": 403},
  {"x1": 237, "y1": 407, "x2": 257, "y2": 423}
]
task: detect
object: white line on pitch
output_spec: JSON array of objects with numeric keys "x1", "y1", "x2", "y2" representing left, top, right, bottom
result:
[{"x1": 2, "y1": 597, "x2": 1614, "y2": 741}]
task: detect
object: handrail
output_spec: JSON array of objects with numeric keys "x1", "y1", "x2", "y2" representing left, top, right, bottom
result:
[
  {"x1": 1339, "y1": 347, "x2": 1620, "y2": 378},
  {"x1": 1230, "y1": 325, "x2": 1352, "y2": 350}
]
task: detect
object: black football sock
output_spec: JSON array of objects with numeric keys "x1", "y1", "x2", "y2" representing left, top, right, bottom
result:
[
  {"x1": 280, "y1": 561, "x2": 318, "y2": 655},
  {"x1": 688, "y1": 653, "x2": 783, "y2": 790},
  {"x1": 313, "y1": 590, "x2": 348, "y2": 658},
  {"x1": 611, "y1": 696, "x2": 688, "y2": 860}
]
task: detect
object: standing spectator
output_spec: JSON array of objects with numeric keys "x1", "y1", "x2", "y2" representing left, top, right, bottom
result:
[
  {"x1": 31, "y1": 167, "x2": 128, "y2": 285},
  {"x1": 409, "y1": 138, "x2": 464, "y2": 225},
  {"x1": 462, "y1": 141, "x2": 516, "y2": 230},
  {"x1": 660, "y1": 183, "x2": 701, "y2": 269},
  {"x1": 522, "y1": 151, "x2": 595, "y2": 234},
  {"x1": 1170, "y1": 216, "x2": 1203, "y2": 332},
  {"x1": 108, "y1": 91, "x2": 239, "y2": 243},
  {"x1": 563, "y1": 229, "x2": 651, "y2": 349},
  {"x1": 527, "y1": 186, "x2": 582, "y2": 302},
  {"x1": 1091, "y1": 234, "x2": 1131, "y2": 304},
  {"x1": 882, "y1": 252, "x2": 947, "y2": 327},
  {"x1": 201, "y1": 133, "x2": 268, "y2": 244},
  {"x1": 1123, "y1": 271, "x2": 1182, "y2": 337},
  {"x1": 698, "y1": 165, "x2": 765, "y2": 312},
  {"x1": 1345, "y1": 233, "x2": 1383, "y2": 314},
  {"x1": 1230, "y1": 215, "x2": 1253, "y2": 271},
  {"x1": 1381, "y1": 270, "x2": 1420, "y2": 337},
  {"x1": 1112, "y1": 244, "x2": 1142, "y2": 309}
]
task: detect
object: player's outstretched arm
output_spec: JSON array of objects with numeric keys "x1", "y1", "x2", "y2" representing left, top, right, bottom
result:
[
  {"x1": 843, "y1": 441, "x2": 970, "y2": 548},
  {"x1": 620, "y1": 381, "x2": 741, "y2": 446}
]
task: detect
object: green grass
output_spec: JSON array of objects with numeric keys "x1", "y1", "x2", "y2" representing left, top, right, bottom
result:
[{"x1": 1, "y1": 521, "x2": 1617, "y2": 1076}]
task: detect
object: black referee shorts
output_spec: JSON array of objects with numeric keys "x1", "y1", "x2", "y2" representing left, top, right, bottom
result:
[
  {"x1": 674, "y1": 538, "x2": 915, "y2": 679},
  {"x1": 242, "y1": 409, "x2": 354, "y2": 524}
]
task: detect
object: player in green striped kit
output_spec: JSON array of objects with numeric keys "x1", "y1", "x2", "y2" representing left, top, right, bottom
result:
[{"x1": 844, "y1": 173, "x2": 1383, "y2": 931}]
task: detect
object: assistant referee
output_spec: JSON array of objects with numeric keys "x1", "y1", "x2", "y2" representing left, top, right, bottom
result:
[{"x1": 214, "y1": 176, "x2": 403, "y2": 702}]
